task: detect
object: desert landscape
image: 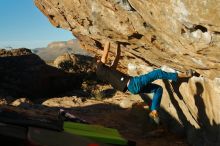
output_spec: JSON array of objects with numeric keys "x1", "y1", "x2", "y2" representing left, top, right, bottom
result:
[
  {"x1": 0, "y1": 46, "x2": 188, "y2": 146},
  {"x1": 0, "y1": 0, "x2": 219, "y2": 146}
]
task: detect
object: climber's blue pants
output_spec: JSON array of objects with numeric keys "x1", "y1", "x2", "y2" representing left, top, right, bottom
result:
[{"x1": 127, "y1": 69, "x2": 178, "y2": 111}]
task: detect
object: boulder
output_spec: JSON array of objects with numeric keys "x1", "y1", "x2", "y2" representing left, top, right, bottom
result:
[
  {"x1": 54, "y1": 53, "x2": 77, "y2": 71},
  {"x1": 54, "y1": 53, "x2": 96, "y2": 73},
  {"x1": 129, "y1": 65, "x2": 220, "y2": 146},
  {"x1": 35, "y1": 0, "x2": 220, "y2": 79},
  {"x1": 35, "y1": 0, "x2": 220, "y2": 145},
  {"x1": 0, "y1": 48, "x2": 83, "y2": 98}
]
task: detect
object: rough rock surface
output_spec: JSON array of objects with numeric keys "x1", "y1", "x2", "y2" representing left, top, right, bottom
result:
[
  {"x1": 35, "y1": 0, "x2": 220, "y2": 79},
  {"x1": 35, "y1": 0, "x2": 220, "y2": 145},
  {"x1": 54, "y1": 53, "x2": 77, "y2": 70},
  {"x1": 54, "y1": 53, "x2": 95, "y2": 73},
  {"x1": 129, "y1": 66, "x2": 220, "y2": 146},
  {"x1": 0, "y1": 48, "x2": 83, "y2": 97}
]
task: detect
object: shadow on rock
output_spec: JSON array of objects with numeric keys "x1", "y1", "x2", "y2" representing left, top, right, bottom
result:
[
  {"x1": 163, "y1": 80, "x2": 220, "y2": 146},
  {"x1": 0, "y1": 48, "x2": 84, "y2": 98},
  {"x1": 193, "y1": 82, "x2": 220, "y2": 146},
  {"x1": 135, "y1": 79, "x2": 220, "y2": 146}
]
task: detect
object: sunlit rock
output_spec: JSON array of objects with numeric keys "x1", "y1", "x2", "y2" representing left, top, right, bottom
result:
[{"x1": 35, "y1": 0, "x2": 220, "y2": 145}]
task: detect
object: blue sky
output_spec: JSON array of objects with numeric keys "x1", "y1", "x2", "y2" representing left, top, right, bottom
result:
[{"x1": 0, "y1": 0, "x2": 74, "y2": 49}]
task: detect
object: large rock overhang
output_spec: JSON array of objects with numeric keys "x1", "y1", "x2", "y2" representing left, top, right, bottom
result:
[
  {"x1": 35, "y1": 0, "x2": 220, "y2": 145},
  {"x1": 34, "y1": 0, "x2": 220, "y2": 79}
]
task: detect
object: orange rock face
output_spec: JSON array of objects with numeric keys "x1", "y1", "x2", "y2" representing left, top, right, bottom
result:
[
  {"x1": 35, "y1": 0, "x2": 220, "y2": 145},
  {"x1": 35, "y1": 0, "x2": 220, "y2": 79}
]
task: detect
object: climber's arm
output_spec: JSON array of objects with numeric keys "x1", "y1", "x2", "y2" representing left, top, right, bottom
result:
[
  {"x1": 110, "y1": 43, "x2": 121, "y2": 69},
  {"x1": 101, "y1": 41, "x2": 110, "y2": 64}
]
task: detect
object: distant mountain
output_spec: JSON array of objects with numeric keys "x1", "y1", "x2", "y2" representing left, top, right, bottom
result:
[{"x1": 33, "y1": 39, "x2": 92, "y2": 62}]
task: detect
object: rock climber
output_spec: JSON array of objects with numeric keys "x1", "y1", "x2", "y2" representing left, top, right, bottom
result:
[{"x1": 96, "y1": 40, "x2": 194, "y2": 124}]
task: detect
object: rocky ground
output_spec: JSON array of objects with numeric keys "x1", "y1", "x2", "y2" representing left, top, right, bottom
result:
[
  {"x1": 0, "y1": 82, "x2": 188, "y2": 146},
  {"x1": 0, "y1": 48, "x2": 190, "y2": 146}
]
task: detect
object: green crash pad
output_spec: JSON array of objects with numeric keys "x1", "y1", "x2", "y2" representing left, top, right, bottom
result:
[
  {"x1": 28, "y1": 127, "x2": 110, "y2": 146},
  {"x1": 64, "y1": 122, "x2": 129, "y2": 146}
]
